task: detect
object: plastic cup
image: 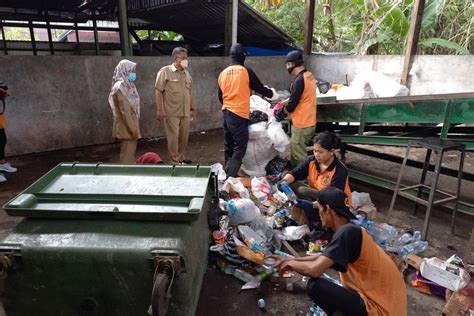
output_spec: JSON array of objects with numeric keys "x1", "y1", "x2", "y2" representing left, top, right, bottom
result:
[{"x1": 212, "y1": 230, "x2": 225, "y2": 244}]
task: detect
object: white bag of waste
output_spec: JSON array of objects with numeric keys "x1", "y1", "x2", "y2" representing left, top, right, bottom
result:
[
  {"x1": 248, "y1": 121, "x2": 267, "y2": 140},
  {"x1": 226, "y1": 199, "x2": 260, "y2": 226},
  {"x1": 267, "y1": 120, "x2": 290, "y2": 153},
  {"x1": 222, "y1": 177, "x2": 250, "y2": 199},
  {"x1": 353, "y1": 70, "x2": 409, "y2": 98},
  {"x1": 250, "y1": 95, "x2": 274, "y2": 118},
  {"x1": 241, "y1": 137, "x2": 278, "y2": 177},
  {"x1": 282, "y1": 225, "x2": 310, "y2": 241}
]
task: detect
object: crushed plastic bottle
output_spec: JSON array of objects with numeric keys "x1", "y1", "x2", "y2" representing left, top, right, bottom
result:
[
  {"x1": 398, "y1": 240, "x2": 428, "y2": 258},
  {"x1": 413, "y1": 231, "x2": 422, "y2": 242},
  {"x1": 398, "y1": 233, "x2": 413, "y2": 245}
]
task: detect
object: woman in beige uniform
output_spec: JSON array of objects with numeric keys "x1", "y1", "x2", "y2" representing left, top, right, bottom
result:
[{"x1": 108, "y1": 60, "x2": 141, "y2": 163}]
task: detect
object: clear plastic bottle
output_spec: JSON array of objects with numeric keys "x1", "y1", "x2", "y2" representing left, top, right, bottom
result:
[
  {"x1": 413, "y1": 231, "x2": 422, "y2": 242},
  {"x1": 398, "y1": 240, "x2": 428, "y2": 258},
  {"x1": 398, "y1": 233, "x2": 413, "y2": 245},
  {"x1": 233, "y1": 269, "x2": 257, "y2": 283},
  {"x1": 279, "y1": 181, "x2": 298, "y2": 204}
]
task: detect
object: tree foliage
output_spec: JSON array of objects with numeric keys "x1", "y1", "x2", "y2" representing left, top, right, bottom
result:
[{"x1": 245, "y1": 0, "x2": 472, "y2": 54}]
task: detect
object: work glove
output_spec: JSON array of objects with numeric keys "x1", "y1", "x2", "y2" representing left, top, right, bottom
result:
[
  {"x1": 264, "y1": 86, "x2": 280, "y2": 102},
  {"x1": 277, "y1": 179, "x2": 289, "y2": 192},
  {"x1": 295, "y1": 199, "x2": 314, "y2": 213}
]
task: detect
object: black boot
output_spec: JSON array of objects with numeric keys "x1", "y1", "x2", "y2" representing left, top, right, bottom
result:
[{"x1": 225, "y1": 158, "x2": 242, "y2": 178}]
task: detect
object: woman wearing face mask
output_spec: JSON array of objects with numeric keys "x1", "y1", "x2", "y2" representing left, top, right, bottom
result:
[
  {"x1": 278, "y1": 131, "x2": 352, "y2": 227},
  {"x1": 108, "y1": 59, "x2": 141, "y2": 163}
]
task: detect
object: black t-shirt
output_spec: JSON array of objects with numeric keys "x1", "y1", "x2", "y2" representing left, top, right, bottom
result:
[{"x1": 322, "y1": 223, "x2": 362, "y2": 272}]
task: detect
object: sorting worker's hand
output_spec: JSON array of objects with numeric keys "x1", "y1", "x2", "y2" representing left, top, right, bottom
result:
[
  {"x1": 295, "y1": 199, "x2": 314, "y2": 213},
  {"x1": 276, "y1": 179, "x2": 289, "y2": 192}
]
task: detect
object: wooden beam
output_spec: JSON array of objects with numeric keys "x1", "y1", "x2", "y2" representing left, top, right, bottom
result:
[
  {"x1": 0, "y1": 20, "x2": 8, "y2": 55},
  {"x1": 92, "y1": 10, "x2": 100, "y2": 56},
  {"x1": 303, "y1": 0, "x2": 315, "y2": 55},
  {"x1": 224, "y1": 0, "x2": 233, "y2": 55},
  {"x1": 400, "y1": 0, "x2": 426, "y2": 86}
]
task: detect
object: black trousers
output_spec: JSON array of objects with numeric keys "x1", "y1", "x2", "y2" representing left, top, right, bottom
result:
[
  {"x1": 0, "y1": 128, "x2": 6, "y2": 161},
  {"x1": 223, "y1": 110, "x2": 249, "y2": 163},
  {"x1": 307, "y1": 277, "x2": 368, "y2": 316}
]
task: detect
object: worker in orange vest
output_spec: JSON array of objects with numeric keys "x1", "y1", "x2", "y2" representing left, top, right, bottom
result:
[
  {"x1": 278, "y1": 50, "x2": 317, "y2": 167},
  {"x1": 218, "y1": 43, "x2": 279, "y2": 177},
  {"x1": 274, "y1": 187, "x2": 407, "y2": 316}
]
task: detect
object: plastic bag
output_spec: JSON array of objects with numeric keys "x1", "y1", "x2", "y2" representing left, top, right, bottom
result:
[
  {"x1": 356, "y1": 70, "x2": 409, "y2": 98},
  {"x1": 351, "y1": 191, "x2": 373, "y2": 210},
  {"x1": 226, "y1": 199, "x2": 260, "y2": 225},
  {"x1": 281, "y1": 225, "x2": 310, "y2": 241},
  {"x1": 250, "y1": 95, "x2": 274, "y2": 118},
  {"x1": 241, "y1": 137, "x2": 278, "y2": 177},
  {"x1": 210, "y1": 163, "x2": 226, "y2": 186},
  {"x1": 251, "y1": 177, "x2": 272, "y2": 203},
  {"x1": 265, "y1": 156, "x2": 292, "y2": 176},
  {"x1": 248, "y1": 122, "x2": 268, "y2": 140},
  {"x1": 267, "y1": 120, "x2": 290, "y2": 153},
  {"x1": 249, "y1": 110, "x2": 269, "y2": 125},
  {"x1": 222, "y1": 177, "x2": 250, "y2": 199}
]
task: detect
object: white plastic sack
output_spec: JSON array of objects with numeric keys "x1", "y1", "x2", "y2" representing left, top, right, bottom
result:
[
  {"x1": 336, "y1": 81, "x2": 374, "y2": 100},
  {"x1": 267, "y1": 120, "x2": 290, "y2": 153},
  {"x1": 351, "y1": 70, "x2": 409, "y2": 98},
  {"x1": 210, "y1": 163, "x2": 226, "y2": 183},
  {"x1": 248, "y1": 121, "x2": 268, "y2": 140},
  {"x1": 222, "y1": 177, "x2": 250, "y2": 199},
  {"x1": 241, "y1": 137, "x2": 278, "y2": 177},
  {"x1": 250, "y1": 95, "x2": 274, "y2": 118},
  {"x1": 281, "y1": 225, "x2": 310, "y2": 241}
]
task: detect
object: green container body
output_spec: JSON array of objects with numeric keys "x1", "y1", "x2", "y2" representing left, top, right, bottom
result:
[{"x1": 0, "y1": 163, "x2": 215, "y2": 316}]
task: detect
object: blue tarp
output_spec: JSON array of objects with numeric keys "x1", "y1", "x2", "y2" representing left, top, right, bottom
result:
[{"x1": 245, "y1": 45, "x2": 301, "y2": 56}]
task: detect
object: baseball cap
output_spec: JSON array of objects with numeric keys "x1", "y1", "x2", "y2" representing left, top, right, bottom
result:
[
  {"x1": 285, "y1": 50, "x2": 303, "y2": 64},
  {"x1": 136, "y1": 152, "x2": 163, "y2": 164},
  {"x1": 317, "y1": 187, "x2": 356, "y2": 220}
]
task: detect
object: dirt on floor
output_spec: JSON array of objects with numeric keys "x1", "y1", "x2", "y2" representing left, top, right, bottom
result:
[{"x1": 0, "y1": 129, "x2": 472, "y2": 316}]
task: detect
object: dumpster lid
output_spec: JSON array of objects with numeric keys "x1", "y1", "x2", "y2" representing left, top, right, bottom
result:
[{"x1": 4, "y1": 163, "x2": 215, "y2": 221}]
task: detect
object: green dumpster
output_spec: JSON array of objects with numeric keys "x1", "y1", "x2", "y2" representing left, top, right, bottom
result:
[{"x1": 0, "y1": 163, "x2": 216, "y2": 316}]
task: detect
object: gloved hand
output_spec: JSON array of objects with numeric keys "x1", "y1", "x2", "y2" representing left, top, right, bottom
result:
[
  {"x1": 264, "y1": 86, "x2": 280, "y2": 102},
  {"x1": 277, "y1": 179, "x2": 289, "y2": 192},
  {"x1": 274, "y1": 107, "x2": 286, "y2": 122},
  {"x1": 295, "y1": 199, "x2": 314, "y2": 213}
]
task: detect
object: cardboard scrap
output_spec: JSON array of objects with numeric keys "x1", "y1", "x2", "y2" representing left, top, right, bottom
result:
[
  {"x1": 442, "y1": 280, "x2": 474, "y2": 316},
  {"x1": 406, "y1": 254, "x2": 423, "y2": 270}
]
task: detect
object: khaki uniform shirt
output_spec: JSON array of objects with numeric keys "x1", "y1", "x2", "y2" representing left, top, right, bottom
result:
[
  {"x1": 155, "y1": 64, "x2": 193, "y2": 117},
  {"x1": 112, "y1": 91, "x2": 141, "y2": 140}
]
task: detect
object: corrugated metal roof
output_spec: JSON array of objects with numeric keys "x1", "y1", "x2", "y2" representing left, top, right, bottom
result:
[
  {"x1": 0, "y1": 0, "x2": 294, "y2": 49},
  {"x1": 128, "y1": 1, "x2": 293, "y2": 48}
]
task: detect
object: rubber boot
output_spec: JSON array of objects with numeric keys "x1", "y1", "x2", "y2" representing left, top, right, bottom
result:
[{"x1": 225, "y1": 158, "x2": 242, "y2": 178}]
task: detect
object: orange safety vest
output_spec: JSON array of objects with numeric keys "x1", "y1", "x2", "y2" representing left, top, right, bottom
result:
[
  {"x1": 291, "y1": 71, "x2": 317, "y2": 128},
  {"x1": 341, "y1": 229, "x2": 407, "y2": 316},
  {"x1": 0, "y1": 114, "x2": 5, "y2": 129},
  {"x1": 308, "y1": 159, "x2": 352, "y2": 206},
  {"x1": 218, "y1": 65, "x2": 251, "y2": 119}
]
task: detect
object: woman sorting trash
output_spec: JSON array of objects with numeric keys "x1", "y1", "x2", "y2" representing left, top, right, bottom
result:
[
  {"x1": 278, "y1": 131, "x2": 352, "y2": 228},
  {"x1": 108, "y1": 59, "x2": 141, "y2": 163}
]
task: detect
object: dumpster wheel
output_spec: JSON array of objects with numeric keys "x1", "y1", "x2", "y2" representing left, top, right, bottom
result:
[{"x1": 151, "y1": 260, "x2": 175, "y2": 316}]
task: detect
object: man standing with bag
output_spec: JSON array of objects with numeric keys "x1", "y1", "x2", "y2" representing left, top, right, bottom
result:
[
  {"x1": 155, "y1": 47, "x2": 196, "y2": 164},
  {"x1": 277, "y1": 51, "x2": 317, "y2": 167},
  {"x1": 218, "y1": 43, "x2": 279, "y2": 177}
]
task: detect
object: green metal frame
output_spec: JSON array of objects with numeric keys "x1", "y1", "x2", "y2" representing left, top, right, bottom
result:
[{"x1": 317, "y1": 94, "x2": 474, "y2": 148}]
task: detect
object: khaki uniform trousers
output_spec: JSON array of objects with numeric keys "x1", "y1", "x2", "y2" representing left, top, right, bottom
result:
[
  {"x1": 164, "y1": 116, "x2": 190, "y2": 163},
  {"x1": 119, "y1": 139, "x2": 137, "y2": 164},
  {"x1": 290, "y1": 125, "x2": 315, "y2": 167}
]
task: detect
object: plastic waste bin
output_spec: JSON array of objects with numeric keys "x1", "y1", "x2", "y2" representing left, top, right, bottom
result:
[{"x1": 0, "y1": 163, "x2": 216, "y2": 316}]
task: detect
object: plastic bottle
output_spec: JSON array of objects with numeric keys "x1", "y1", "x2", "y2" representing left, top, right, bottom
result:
[
  {"x1": 246, "y1": 238, "x2": 264, "y2": 253},
  {"x1": 413, "y1": 231, "x2": 422, "y2": 242},
  {"x1": 279, "y1": 181, "x2": 298, "y2": 204},
  {"x1": 233, "y1": 269, "x2": 257, "y2": 283},
  {"x1": 398, "y1": 233, "x2": 413, "y2": 245},
  {"x1": 398, "y1": 240, "x2": 428, "y2": 258},
  {"x1": 367, "y1": 222, "x2": 398, "y2": 245}
]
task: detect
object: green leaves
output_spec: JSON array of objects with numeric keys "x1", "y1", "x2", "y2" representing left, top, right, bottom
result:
[
  {"x1": 419, "y1": 38, "x2": 470, "y2": 54},
  {"x1": 421, "y1": 0, "x2": 446, "y2": 29},
  {"x1": 375, "y1": 5, "x2": 410, "y2": 36}
]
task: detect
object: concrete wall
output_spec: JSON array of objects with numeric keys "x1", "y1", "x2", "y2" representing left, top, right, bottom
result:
[
  {"x1": 1, "y1": 54, "x2": 473, "y2": 156},
  {"x1": 308, "y1": 55, "x2": 474, "y2": 95},
  {"x1": 1, "y1": 56, "x2": 290, "y2": 156}
]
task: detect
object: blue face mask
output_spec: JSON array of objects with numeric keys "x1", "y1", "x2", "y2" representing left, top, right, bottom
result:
[{"x1": 128, "y1": 72, "x2": 136, "y2": 82}]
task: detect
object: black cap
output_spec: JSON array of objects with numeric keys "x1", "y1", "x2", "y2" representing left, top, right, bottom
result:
[
  {"x1": 317, "y1": 187, "x2": 356, "y2": 220},
  {"x1": 285, "y1": 50, "x2": 303, "y2": 64},
  {"x1": 230, "y1": 43, "x2": 247, "y2": 57}
]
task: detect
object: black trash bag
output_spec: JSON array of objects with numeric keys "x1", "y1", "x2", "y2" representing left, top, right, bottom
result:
[
  {"x1": 274, "y1": 107, "x2": 286, "y2": 122},
  {"x1": 316, "y1": 79, "x2": 331, "y2": 94},
  {"x1": 249, "y1": 110, "x2": 268, "y2": 125},
  {"x1": 265, "y1": 156, "x2": 292, "y2": 176}
]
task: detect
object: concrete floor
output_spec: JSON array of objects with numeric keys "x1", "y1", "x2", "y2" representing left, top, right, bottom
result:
[{"x1": 0, "y1": 129, "x2": 472, "y2": 315}]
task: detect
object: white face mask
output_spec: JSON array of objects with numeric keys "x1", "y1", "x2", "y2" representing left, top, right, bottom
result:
[{"x1": 180, "y1": 59, "x2": 189, "y2": 69}]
